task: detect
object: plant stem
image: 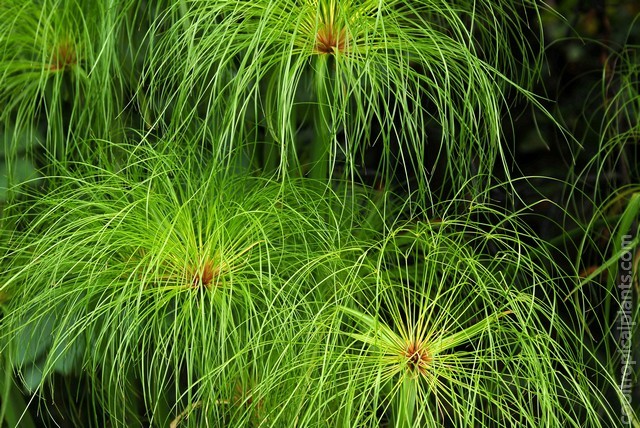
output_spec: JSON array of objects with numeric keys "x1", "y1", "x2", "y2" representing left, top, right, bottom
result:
[
  {"x1": 396, "y1": 376, "x2": 416, "y2": 428},
  {"x1": 312, "y1": 55, "x2": 331, "y2": 181}
]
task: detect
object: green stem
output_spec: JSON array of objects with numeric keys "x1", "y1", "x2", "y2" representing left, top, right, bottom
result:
[
  {"x1": 396, "y1": 376, "x2": 416, "y2": 428},
  {"x1": 0, "y1": 307, "x2": 36, "y2": 428},
  {"x1": 312, "y1": 55, "x2": 331, "y2": 181},
  {"x1": 179, "y1": 0, "x2": 191, "y2": 32},
  {"x1": 262, "y1": 127, "x2": 278, "y2": 175}
]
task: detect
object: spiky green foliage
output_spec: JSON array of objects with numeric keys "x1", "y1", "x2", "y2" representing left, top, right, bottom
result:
[
  {"x1": 0, "y1": 1, "x2": 637, "y2": 427},
  {"x1": 0, "y1": 0, "x2": 143, "y2": 162},
  {"x1": 266, "y1": 211, "x2": 624, "y2": 427},
  {"x1": 0, "y1": 140, "x2": 366, "y2": 425},
  {"x1": 0, "y1": 144, "x2": 627, "y2": 426},
  {"x1": 557, "y1": 28, "x2": 640, "y2": 424},
  {"x1": 144, "y1": 0, "x2": 546, "y2": 197}
]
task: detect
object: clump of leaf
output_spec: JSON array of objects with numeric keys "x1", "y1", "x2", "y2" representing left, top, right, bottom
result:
[
  {"x1": 145, "y1": 0, "x2": 548, "y2": 198},
  {"x1": 258, "y1": 210, "x2": 627, "y2": 427},
  {"x1": 0, "y1": 0, "x2": 143, "y2": 163},
  {"x1": 0, "y1": 140, "x2": 363, "y2": 426}
]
